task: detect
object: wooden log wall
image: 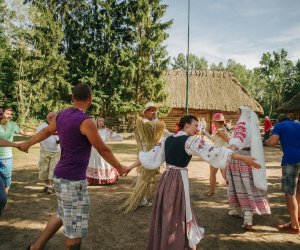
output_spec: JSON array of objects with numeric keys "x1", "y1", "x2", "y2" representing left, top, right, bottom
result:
[{"x1": 161, "y1": 108, "x2": 238, "y2": 133}]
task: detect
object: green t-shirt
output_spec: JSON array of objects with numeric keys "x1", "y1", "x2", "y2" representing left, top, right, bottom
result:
[{"x1": 0, "y1": 121, "x2": 20, "y2": 158}]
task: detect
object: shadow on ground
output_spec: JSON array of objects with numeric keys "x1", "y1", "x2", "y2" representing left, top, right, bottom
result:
[{"x1": 0, "y1": 142, "x2": 299, "y2": 249}]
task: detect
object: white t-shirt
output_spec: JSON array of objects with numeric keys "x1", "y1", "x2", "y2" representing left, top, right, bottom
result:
[{"x1": 36, "y1": 122, "x2": 60, "y2": 152}]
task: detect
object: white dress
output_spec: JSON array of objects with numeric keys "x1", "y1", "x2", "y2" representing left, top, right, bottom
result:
[{"x1": 86, "y1": 128, "x2": 123, "y2": 184}]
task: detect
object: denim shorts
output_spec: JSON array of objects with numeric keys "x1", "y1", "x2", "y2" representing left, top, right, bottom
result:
[
  {"x1": 282, "y1": 162, "x2": 300, "y2": 195},
  {"x1": 0, "y1": 157, "x2": 13, "y2": 187},
  {"x1": 54, "y1": 176, "x2": 90, "y2": 238}
]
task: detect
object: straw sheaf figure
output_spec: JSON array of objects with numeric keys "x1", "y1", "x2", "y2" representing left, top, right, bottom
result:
[{"x1": 119, "y1": 102, "x2": 166, "y2": 213}]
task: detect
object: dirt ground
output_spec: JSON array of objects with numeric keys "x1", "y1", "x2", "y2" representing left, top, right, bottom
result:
[{"x1": 0, "y1": 139, "x2": 299, "y2": 250}]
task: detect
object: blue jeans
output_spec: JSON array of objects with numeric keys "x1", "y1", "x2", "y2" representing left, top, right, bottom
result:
[{"x1": 0, "y1": 176, "x2": 7, "y2": 216}]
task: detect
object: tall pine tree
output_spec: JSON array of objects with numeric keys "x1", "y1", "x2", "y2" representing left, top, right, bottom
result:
[
  {"x1": 12, "y1": 2, "x2": 70, "y2": 123},
  {"x1": 0, "y1": 0, "x2": 15, "y2": 105},
  {"x1": 126, "y1": 0, "x2": 172, "y2": 106}
]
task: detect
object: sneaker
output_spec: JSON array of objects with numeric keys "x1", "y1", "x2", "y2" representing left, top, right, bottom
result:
[{"x1": 139, "y1": 199, "x2": 152, "y2": 207}]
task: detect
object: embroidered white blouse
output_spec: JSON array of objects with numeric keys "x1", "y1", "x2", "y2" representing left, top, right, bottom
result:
[
  {"x1": 139, "y1": 131, "x2": 233, "y2": 170},
  {"x1": 229, "y1": 121, "x2": 251, "y2": 149}
]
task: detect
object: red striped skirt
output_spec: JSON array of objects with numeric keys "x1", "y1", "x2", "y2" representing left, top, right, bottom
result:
[{"x1": 226, "y1": 150, "x2": 271, "y2": 215}]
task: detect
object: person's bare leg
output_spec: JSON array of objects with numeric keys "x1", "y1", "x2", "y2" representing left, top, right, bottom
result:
[
  {"x1": 205, "y1": 166, "x2": 217, "y2": 196},
  {"x1": 220, "y1": 169, "x2": 226, "y2": 181},
  {"x1": 65, "y1": 238, "x2": 82, "y2": 250},
  {"x1": 296, "y1": 187, "x2": 300, "y2": 219},
  {"x1": 286, "y1": 194, "x2": 300, "y2": 230},
  {"x1": 29, "y1": 215, "x2": 63, "y2": 250},
  {"x1": 4, "y1": 187, "x2": 9, "y2": 208}
]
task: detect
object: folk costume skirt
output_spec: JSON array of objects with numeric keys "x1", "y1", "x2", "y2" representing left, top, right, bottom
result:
[
  {"x1": 86, "y1": 147, "x2": 119, "y2": 185},
  {"x1": 226, "y1": 150, "x2": 271, "y2": 215},
  {"x1": 147, "y1": 165, "x2": 204, "y2": 250}
]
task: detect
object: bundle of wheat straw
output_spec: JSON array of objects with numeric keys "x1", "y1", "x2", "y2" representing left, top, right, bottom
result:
[{"x1": 118, "y1": 118, "x2": 165, "y2": 213}]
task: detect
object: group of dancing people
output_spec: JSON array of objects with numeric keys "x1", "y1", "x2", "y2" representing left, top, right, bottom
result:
[{"x1": 0, "y1": 83, "x2": 299, "y2": 250}]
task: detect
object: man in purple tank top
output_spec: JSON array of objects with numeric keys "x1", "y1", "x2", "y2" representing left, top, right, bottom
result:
[{"x1": 19, "y1": 84, "x2": 127, "y2": 250}]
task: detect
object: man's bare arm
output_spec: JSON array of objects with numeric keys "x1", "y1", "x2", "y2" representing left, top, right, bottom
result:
[
  {"x1": 265, "y1": 134, "x2": 280, "y2": 146},
  {"x1": 81, "y1": 119, "x2": 126, "y2": 175},
  {"x1": 18, "y1": 119, "x2": 57, "y2": 152}
]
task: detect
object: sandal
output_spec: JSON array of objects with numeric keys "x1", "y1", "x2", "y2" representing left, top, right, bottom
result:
[
  {"x1": 276, "y1": 222, "x2": 300, "y2": 234},
  {"x1": 242, "y1": 224, "x2": 253, "y2": 230}
]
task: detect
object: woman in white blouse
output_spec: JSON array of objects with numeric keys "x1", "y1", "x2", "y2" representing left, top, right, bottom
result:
[
  {"x1": 86, "y1": 117, "x2": 123, "y2": 184},
  {"x1": 227, "y1": 106, "x2": 270, "y2": 230},
  {"x1": 126, "y1": 115, "x2": 260, "y2": 250}
]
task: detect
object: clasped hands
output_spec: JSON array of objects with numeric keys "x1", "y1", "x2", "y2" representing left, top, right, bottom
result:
[
  {"x1": 117, "y1": 164, "x2": 136, "y2": 177},
  {"x1": 13, "y1": 141, "x2": 31, "y2": 153}
]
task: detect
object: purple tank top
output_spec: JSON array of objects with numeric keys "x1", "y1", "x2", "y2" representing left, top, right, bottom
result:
[{"x1": 54, "y1": 108, "x2": 92, "y2": 180}]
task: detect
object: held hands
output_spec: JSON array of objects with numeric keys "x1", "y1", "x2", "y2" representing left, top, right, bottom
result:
[
  {"x1": 16, "y1": 141, "x2": 31, "y2": 153},
  {"x1": 116, "y1": 164, "x2": 127, "y2": 177},
  {"x1": 125, "y1": 165, "x2": 136, "y2": 176}
]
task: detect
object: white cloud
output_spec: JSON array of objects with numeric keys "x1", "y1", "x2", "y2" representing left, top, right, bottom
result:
[
  {"x1": 264, "y1": 25, "x2": 300, "y2": 44},
  {"x1": 164, "y1": 0, "x2": 300, "y2": 69}
]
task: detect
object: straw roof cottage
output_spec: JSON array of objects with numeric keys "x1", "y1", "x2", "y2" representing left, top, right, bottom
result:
[
  {"x1": 277, "y1": 91, "x2": 300, "y2": 120},
  {"x1": 161, "y1": 70, "x2": 263, "y2": 132}
]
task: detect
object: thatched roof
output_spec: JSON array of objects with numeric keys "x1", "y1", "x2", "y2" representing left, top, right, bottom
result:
[
  {"x1": 277, "y1": 91, "x2": 300, "y2": 113},
  {"x1": 163, "y1": 69, "x2": 263, "y2": 113}
]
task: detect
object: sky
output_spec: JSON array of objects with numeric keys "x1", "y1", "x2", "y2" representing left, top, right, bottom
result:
[{"x1": 162, "y1": 0, "x2": 300, "y2": 69}]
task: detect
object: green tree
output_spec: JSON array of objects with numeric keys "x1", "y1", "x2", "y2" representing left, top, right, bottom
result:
[
  {"x1": 12, "y1": 1, "x2": 70, "y2": 123},
  {"x1": 256, "y1": 49, "x2": 294, "y2": 115},
  {"x1": 172, "y1": 53, "x2": 186, "y2": 69},
  {"x1": 25, "y1": 0, "x2": 172, "y2": 119},
  {"x1": 226, "y1": 59, "x2": 249, "y2": 85},
  {"x1": 0, "y1": 0, "x2": 15, "y2": 105},
  {"x1": 225, "y1": 59, "x2": 260, "y2": 96},
  {"x1": 172, "y1": 53, "x2": 208, "y2": 70},
  {"x1": 284, "y1": 59, "x2": 300, "y2": 101},
  {"x1": 210, "y1": 62, "x2": 225, "y2": 70},
  {"x1": 125, "y1": 0, "x2": 172, "y2": 109},
  {"x1": 189, "y1": 54, "x2": 208, "y2": 70}
]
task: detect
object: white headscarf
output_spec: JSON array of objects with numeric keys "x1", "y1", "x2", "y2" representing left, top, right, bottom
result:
[{"x1": 239, "y1": 106, "x2": 267, "y2": 191}]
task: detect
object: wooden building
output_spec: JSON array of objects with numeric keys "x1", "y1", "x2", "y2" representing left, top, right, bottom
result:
[
  {"x1": 161, "y1": 70, "x2": 263, "y2": 132},
  {"x1": 277, "y1": 91, "x2": 300, "y2": 120}
]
